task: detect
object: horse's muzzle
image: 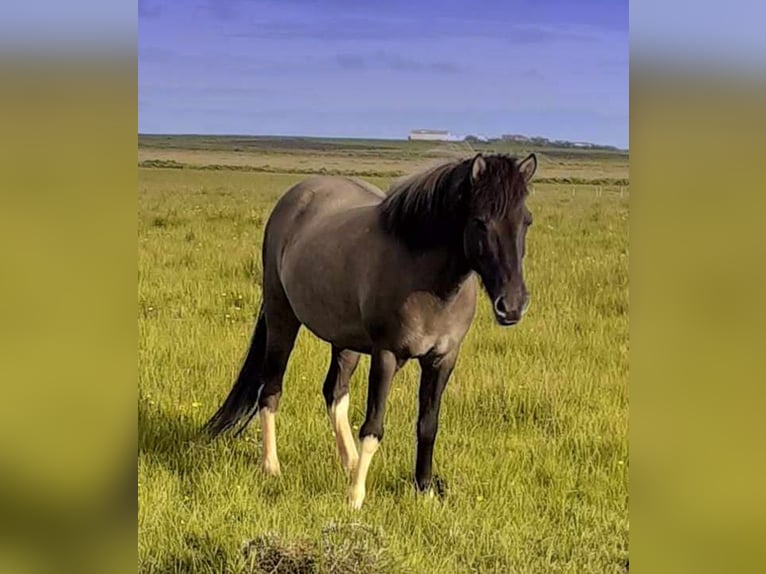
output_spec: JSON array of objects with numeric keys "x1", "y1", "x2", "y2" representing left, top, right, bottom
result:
[{"x1": 493, "y1": 296, "x2": 521, "y2": 326}]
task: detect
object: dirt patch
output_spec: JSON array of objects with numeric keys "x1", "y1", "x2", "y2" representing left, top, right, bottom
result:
[{"x1": 242, "y1": 522, "x2": 396, "y2": 574}]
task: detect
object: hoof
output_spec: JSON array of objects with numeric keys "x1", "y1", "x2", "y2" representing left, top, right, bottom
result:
[
  {"x1": 348, "y1": 484, "x2": 365, "y2": 510},
  {"x1": 262, "y1": 457, "x2": 281, "y2": 477},
  {"x1": 415, "y1": 475, "x2": 448, "y2": 499},
  {"x1": 432, "y1": 475, "x2": 448, "y2": 497}
]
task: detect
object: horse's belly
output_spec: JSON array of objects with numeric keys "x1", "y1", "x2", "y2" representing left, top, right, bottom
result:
[
  {"x1": 293, "y1": 296, "x2": 369, "y2": 348},
  {"x1": 294, "y1": 303, "x2": 372, "y2": 351},
  {"x1": 280, "y1": 255, "x2": 371, "y2": 350}
]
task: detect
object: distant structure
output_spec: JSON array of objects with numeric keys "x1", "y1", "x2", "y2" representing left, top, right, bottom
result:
[
  {"x1": 408, "y1": 129, "x2": 452, "y2": 141},
  {"x1": 501, "y1": 134, "x2": 530, "y2": 142},
  {"x1": 501, "y1": 133, "x2": 613, "y2": 150},
  {"x1": 404, "y1": 129, "x2": 620, "y2": 150},
  {"x1": 464, "y1": 134, "x2": 489, "y2": 143}
]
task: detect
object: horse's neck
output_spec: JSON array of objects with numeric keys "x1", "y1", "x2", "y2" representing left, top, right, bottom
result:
[{"x1": 419, "y1": 244, "x2": 473, "y2": 299}]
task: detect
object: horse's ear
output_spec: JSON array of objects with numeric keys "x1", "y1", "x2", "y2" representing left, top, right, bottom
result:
[
  {"x1": 518, "y1": 153, "x2": 537, "y2": 182},
  {"x1": 471, "y1": 154, "x2": 486, "y2": 183}
]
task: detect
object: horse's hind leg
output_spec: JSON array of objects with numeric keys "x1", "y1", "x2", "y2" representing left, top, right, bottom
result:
[
  {"x1": 323, "y1": 347, "x2": 361, "y2": 473},
  {"x1": 256, "y1": 301, "x2": 300, "y2": 476}
]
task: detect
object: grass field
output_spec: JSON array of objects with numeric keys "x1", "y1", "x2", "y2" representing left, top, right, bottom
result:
[{"x1": 138, "y1": 137, "x2": 629, "y2": 573}]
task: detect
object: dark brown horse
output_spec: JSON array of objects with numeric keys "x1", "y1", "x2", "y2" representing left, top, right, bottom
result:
[{"x1": 204, "y1": 153, "x2": 536, "y2": 508}]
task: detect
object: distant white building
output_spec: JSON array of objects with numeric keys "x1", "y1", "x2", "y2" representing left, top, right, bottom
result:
[{"x1": 408, "y1": 129, "x2": 452, "y2": 141}]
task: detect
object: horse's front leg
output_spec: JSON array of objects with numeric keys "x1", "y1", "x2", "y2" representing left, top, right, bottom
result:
[
  {"x1": 415, "y1": 349, "x2": 457, "y2": 493},
  {"x1": 348, "y1": 348, "x2": 399, "y2": 509}
]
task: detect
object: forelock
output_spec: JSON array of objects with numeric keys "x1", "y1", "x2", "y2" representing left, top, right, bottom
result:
[{"x1": 471, "y1": 155, "x2": 528, "y2": 218}]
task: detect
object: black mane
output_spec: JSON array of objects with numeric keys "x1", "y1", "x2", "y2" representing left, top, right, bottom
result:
[{"x1": 378, "y1": 154, "x2": 528, "y2": 249}]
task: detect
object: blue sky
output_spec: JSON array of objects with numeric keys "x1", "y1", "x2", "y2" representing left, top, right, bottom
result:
[{"x1": 139, "y1": 0, "x2": 628, "y2": 148}]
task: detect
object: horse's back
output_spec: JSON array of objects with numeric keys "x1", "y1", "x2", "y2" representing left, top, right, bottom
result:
[
  {"x1": 263, "y1": 176, "x2": 382, "y2": 266},
  {"x1": 261, "y1": 176, "x2": 385, "y2": 348},
  {"x1": 272, "y1": 175, "x2": 384, "y2": 223}
]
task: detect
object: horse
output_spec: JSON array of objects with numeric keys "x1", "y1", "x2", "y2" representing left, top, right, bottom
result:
[{"x1": 204, "y1": 152, "x2": 536, "y2": 508}]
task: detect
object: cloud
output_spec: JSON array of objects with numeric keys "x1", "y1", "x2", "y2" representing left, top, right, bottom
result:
[
  {"x1": 598, "y1": 57, "x2": 629, "y2": 74},
  {"x1": 335, "y1": 51, "x2": 461, "y2": 75},
  {"x1": 520, "y1": 68, "x2": 546, "y2": 81},
  {"x1": 141, "y1": 85, "x2": 274, "y2": 97},
  {"x1": 505, "y1": 25, "x2": 597, "y2": 45},
  {"x1": 386, "y1": 54, "x2": 461, "y2": 74},
  {"x1": 138, "y1": 46, "x2": 177, "y2": 63},
  {"x1": 229, "y1": 15, "x2": 598, "y2": 45},
  {"x1": 138, "y1": 0, "x2": 163, "y2": 20},
  {"x1": 202, "y1": 0, "x2": 241, "y2": 21},
  {"x1": 335, "y1": 54, "x2": 366, "y2": 70}
]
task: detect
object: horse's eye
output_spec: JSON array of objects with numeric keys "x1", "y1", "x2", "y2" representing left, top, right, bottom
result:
[{"x1": 473, "y1": 218, "x2": 488, "y2": 230}]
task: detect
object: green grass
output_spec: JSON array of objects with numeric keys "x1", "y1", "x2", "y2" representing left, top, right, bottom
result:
[
  {"x1": 137, "y1": 158, "x2": 629, "y2": 187},
  {"x1": 138, "y1": 135, "x2": 629, "y2": 184},
  {"x1": 138, "y1": 145, "x2": 629, "y2": 573},
  {"x1": 138, "y1": 134, "x2": 627, "y2": 159}
]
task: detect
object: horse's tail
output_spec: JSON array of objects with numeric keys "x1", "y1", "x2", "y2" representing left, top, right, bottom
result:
[{"x1": 203, "y1": 305, "x2": 267, "y2": 437}]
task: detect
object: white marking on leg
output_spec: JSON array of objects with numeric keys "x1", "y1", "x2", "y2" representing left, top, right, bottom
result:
[
  {"x1": 327, "y1": 394, "x2": 359, "y2": 473},
  {"x1": 348, "y1": 436, "x2": 379, "y2": 509},
  {"x1": 260, "y1": 407, "x2": 280, "y2": 476}
]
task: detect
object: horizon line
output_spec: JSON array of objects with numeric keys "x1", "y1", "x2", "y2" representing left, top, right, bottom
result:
[{"x1": 138, "y1": 131, "x2": 629, "y2": 151}]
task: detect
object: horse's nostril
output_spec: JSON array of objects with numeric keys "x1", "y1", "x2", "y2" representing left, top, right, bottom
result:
[{"x1": 493, "y1": 296, "x2": 508, "y2": 317}]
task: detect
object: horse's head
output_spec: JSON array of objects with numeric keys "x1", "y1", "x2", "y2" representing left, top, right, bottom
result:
[{"x1": 463, "y1": 153, "x2": 536, "y2": 326}]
